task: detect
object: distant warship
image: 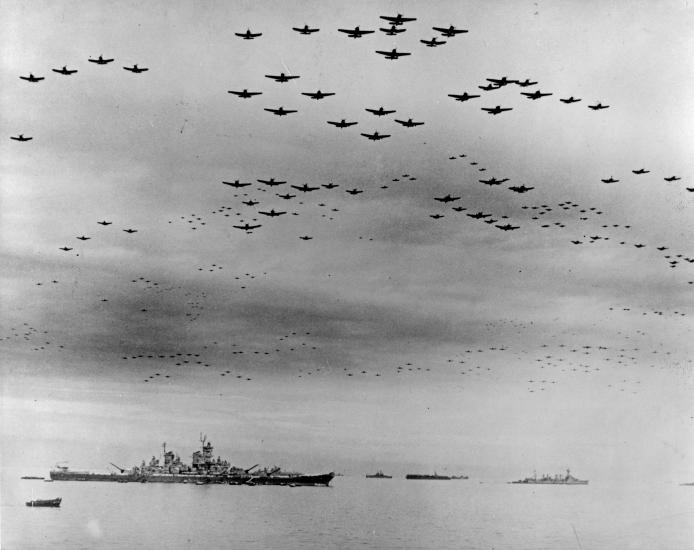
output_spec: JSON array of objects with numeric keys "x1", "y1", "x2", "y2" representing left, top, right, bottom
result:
[
  {"x1": 365, "y1": 470, "x2": 392, "y2": 478},
  {"x1": 406, "y1": 472, "x2": 451, "y2": 480},
  {"x1": 510, "y1": 469, "x2": 588, "y2": 485}
]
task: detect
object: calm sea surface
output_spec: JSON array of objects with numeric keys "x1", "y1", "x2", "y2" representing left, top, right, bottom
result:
[{"x1": 2, "y1": 476, "x2": 693, "y2": 549}]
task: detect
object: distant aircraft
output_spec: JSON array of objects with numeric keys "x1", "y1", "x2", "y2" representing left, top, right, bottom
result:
[
  {"x1": 588, "y1": 103, "x2": 609, "y2": 110},
  {"x1": 259, "y1": 209, "x2": 286, "y2": 217},
  {"x1": 571, "y1": 240, "x2": 582, "y2": 245},
  {"x1": 380, "y1": 14, "x2": 417, "y2": 25},
  {"x1": 480, "y1": 177, "x2": 508, "y2": 185},
  {"x1": 686, "y1": 187, "x2": 694, "y2": 192},
  {"x1": 301, "y1": 90, "x2": 335, "y2": 100},
  {"x1": 265, "y1": 73, "x2": 300, "y2": 82},
  {"x1": 478, "y1": 84, "x2": 500, "y2": 91},
  {"x1": 257, "y1": 178, "x2": 286, "y2": 186},
  {"x1": 515, "y1": 79, "x2": 538, "y2": 87},
  {"x1": 448, "y1": 92, "x2": 480, "y2": 102},
  {"x1": 10, "y1": 134, "x2": 32, "y2": 141},
  {"x1": 327, "y1": 119, "x2": 358, "y2": 128},
  {"x1": 632, "y1": 169, "x2": 649, "y2": 174},
  {"x1": 338, "y1": 27, "x2": 375, "y2": 38},
  {"x1": 76, "y1": 236, "x2": 91, "y2": 241},
  {"x1": 299, "y1": 235, "x2": 313, "y2": 240},
  {"x1": 52, "y1": 66, "x2": 78, "y2": 75},
  {"x1": 292, "y1": 25, "x2": 319, "y2": 34},
  {"x1": 291, "y1": 183, "x2": 320, "y2": 192},
  {"x1": 242, "y1": 200, "x2": 259, "y2": 206},
  {"x1": 346, "y1": 188, "x2": 363, "y2": 195},
  {"x1": 123, "y1": 64, "x2": 148, "y2": 73},
  {"x1": 375, "y1": 49, "x2": 411, "y2": 60},
  {"x1": 380, "y1": 25, "x2": 406, "y2": 35},
  {"x1": 496, "y1": 224, "x2": 520, "y2": 231},
  {"x1": 664, "y1": 176, "x2": 681, "y2": 181},
  {"x1": 508, "y1": 185, "x2": 534, "y2": 193},
  {"x1": 467, "y1": 212, "x2": 491, "y2": 219},
  {"x1": 521, "y1": 90, "x2": 552, "y2": 100},
  {"x1": 634, "y1": 243, "x2": 645, "y2": 248},
  {"x1": 228, "y1": 89, "x2": 262, "y2": 98},
  {"x1": 481, "y1": 106, "x2": 513, "y2": 115},
  {"x1": 123, "y1": 229, "x2": 138, "y2": 233},
  {"x1": 395, "y1": 118, "x2": 424, "y2": 127},
  {"x1": 361, "y1": 131, "x2": 390, "y2": 140},
  {"x1": 601, "y1": 177, "x2": 619, "y2": 183},
  {"x1": 88, "y1": 55, "x2": 114, "y2": 64},
  {"x1": 452, "y1": 206, "x2": 466, "y2": 212},
  {"x1": 430, "y1": 214, "x2": 444, "y2": 219},
  {"x1": 487, "y1": 76, "x2": 516, "y2": 86},
  {"x1": 235, "y1": 29, "x2": 262, "y2": 39},
  {"x1": 560, "y1": 96, "x2": 581, "y2": 103},
  {"x1": 434, "y1": 194, "x2": 460, "y2": 203},
  {"x1": 264, "y1": 106, "x2": 297, "y2": 116},
  {"x1": 233, "y1": 223, "x2": 262, "y2": 231},
  {"x1": 365, "y1": 106, "x2": 396, "y2": 116},
  {"x1": 420, "y1": 37, "x2": 446, "y2": 47},
  {"x1": 59, "y1": 246, "x2": 73, "y2": 251},
  {"x1": 277, "y1": 193, "x2": 296, "y2": 199},
  {"x1": 19, "y1": 73, "x2": 44, "y2": 82},
  {"x1": 322, "y1": 183, "x2": 339, "y2": 189},
  {"x1": 97, "y1": 220, "x2": 112, "y2": 225},
  {"x1": 223, "y1": 180, "x2": 252, "y2": 188},
  {"x1": 657, "y1": 246, "x2": 669, "y2": 251},
  {"x1": 432, "y1": 25, "x2": 468, "y2": 37}
]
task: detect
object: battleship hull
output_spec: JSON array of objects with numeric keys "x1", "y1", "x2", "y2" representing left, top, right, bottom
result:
[{"x1": 406, "y1": 474, "x2": 451, "y2": 480}]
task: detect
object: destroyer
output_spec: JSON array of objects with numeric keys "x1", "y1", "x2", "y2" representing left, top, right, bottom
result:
[
  {"x1": 510, "y1": 469, "x2": 588, "y2": 485},
  {"x1": 406, "y1": 473, "x2": 451, "y2": 480},
  {"x1": 50, "y1": 434, "x2": 334, "y2": 486},
  {"x1": 365, "y1": 470, "x2": 392, "y2": 479}
]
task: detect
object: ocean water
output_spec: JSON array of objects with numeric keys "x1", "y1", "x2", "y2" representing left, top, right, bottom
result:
[{"x1": 2, "y1": 476, "x2": 693, "y2": 549}]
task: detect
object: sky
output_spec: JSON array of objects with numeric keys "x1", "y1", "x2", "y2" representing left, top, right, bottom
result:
[{"x1": 1, "y1": 0, "x2": 694, "y2": 483}]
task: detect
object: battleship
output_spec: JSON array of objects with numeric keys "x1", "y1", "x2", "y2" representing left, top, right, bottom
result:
[
  {"x1": 49, "y1": 435, "x2": 335, "y2": 486},
  {"x1": 406, "y1": 473, "x2": 452, "y2": 480},
  {"x1": 510, "y1": 469, "x2": 588, "y2": 485},
  {"x1": 365, "y1": 470, "x2": 392, "y2": 479}
]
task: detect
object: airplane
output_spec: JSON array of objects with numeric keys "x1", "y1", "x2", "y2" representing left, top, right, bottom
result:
[
  {"x1": 291, "y1": 183, "x2": 320, "y2": 192},
  {"x1": 467, "y1": 212, "x2": 491, "y2": 219},
  {"x1": 452, "y1": 206, "x2": 466, "y2": 212},
  {"x1": 97, "y1": 220, "x2": 112, "y2": 225},
  {"x1": 233, "y1": 223, "x2": 262, "y2": 231},
  {"x1": 76, "y1": 236, "x2": 91, "y2": 241},
  {"x1": 299, "y1": 235, "x2": 313, "y2": 240},
  {"x1": 484, "y1": 219, "x2": 498, "y2": 225},
  {"x1": 601, "y1": 177, "x2": 619, "y2": 183},
  {"x1": 301, "y1": 90, "x2": 335, "y2": 100},
  {"x1": 632, "y1": 169, "x2": 649, "y2": 174},
  {"x1": 664, "y1": 176, "x2": 681, "y2": 181},
  {"x1": 338, "y1": 27, "x2": 375, "y2": 38},
  {"x1": 228, "y1": 89, "x2": 262, "y2": 98},
  {"x1": 10, "y1": 134, "x2": 32, "y2": 141},
  {"x1": 123, "y1": 64, "x2": 148, "y2": 73},
  {"x1": 59, "y1": 246, "x2": 73, "y2": 251},
  {"x1": 376, "y1": 49, "x2": 411, "y2": 60},
  {"x1": 380, "y1": 14, "x2": 417, "y2": 26},
  {"x1": 259, "y1": 209, "x2": 286, "y2": 217},
  {"x1": 588, "y1": 103, "x2": 609, "y2": 110},
  {"x1": 380, "y1": 25, "x2": 406, "y2": 35},
  {"x1": 420, "y1": 37, "x2": 446, "y2": 47},
  {"x1": 434, "y1": 194, "x2": 460, "y2": 203},
  {"x1": 487, "y1": 76, "x2": 516, "y2": 86},
  {"x1": 19, "y1": 73, "x2": 44, "y2": 82},
  {"x1": 223, "y1": 180, "x2": 252, "y2": 188},
  {"x1": 432, "y1": 25, "x2": 468, "y2": 36},
  {"x1": 686, "y1": 188, "x2": 694, "y2": 192},
  {"x1": 521, "y1": 90, "x2": 552, "y2": 100},
  {"x1": 264, "y1": 106, "x2": 297, "y2": 116},
  {"x1": 292, "y1": 25, "x2": 319, "y2": 34},
  {"x1": 265, "y1": 73, "x2": 300, "y2": 82},
  {"x1": 478, "y1": 84, "x2": 501, "y2": 91},
  {"x1": 277, "y1": 193, "x2": 296, "y2": 199},
  {"x1": 365, "y1": 107, "x2": 396, "y2": 116},
  {"x1": 361, "y1": 131, "x2": 390, "y2": 140},
  {"x1": 560, "y1": 96, "x2": 581, "y2": 103},
  {"x1": 657, "y1": 246, "x2": 669, "y2": 251},
  {"x1": 634, "y1": 243, "x2": 645, "y2": 248},
  {"x1": 395, "y1": 118, "x2": 424, "y2": 127},
  {"x1": 322, "y1": 183, "x2": 339, "y2": 189},
  {"x1": 242, "y1": 200, "x2": 259, "y2": 206},
  {"x1": 508, "y1": 185, "x2": 534, "y2": 193},
  {"x1": 52, "y1": 66, "x2": 78, "y2": 75},
  {"x1": 496, "y1": 224, "x2": 520, "y2": 231},
  {"x1": 571, "y1": 240, "x2": 582, "y2": 245},
  {"x1": 88, "y1": 55, "x2": 114, "y2": 64},
  {"x1": 235, "y1": 29, "x2": 262, "y2": 39},
  {"x1": 123, "y1": 229, "x2": 138, "y2": 233},
  {"x1": 515, "y1": 79, "x2": 538, "y2": 87},
  {"x1": 448, "y1": 92, "x2": 480, "y2": 102},
  {"x1": 430, "y1": 214, "x2": 444, "y2": 219},
  {"x1": 346, "y1": 188, "x2": 363, "y2": 195},
  {"x1": 258, "y1": 178, "x2": 286, "y2": 186},
  {"x1": 327, "y1": 119, "x2": 358, "y2": 128},
  {"x1": 481, "y1": 106, "x2": 513, "y2": 115},
  {"x1": 480, "y1": 177, "x2": 508, "y2": 185}
]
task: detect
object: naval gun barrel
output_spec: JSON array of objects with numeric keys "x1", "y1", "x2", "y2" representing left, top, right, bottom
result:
[
  {"x1": 109, "y1": 462, "x2": 127, "y2": 473},
  {"x1": 244, "y1": 464, "x2": 260, "y2": 473}
]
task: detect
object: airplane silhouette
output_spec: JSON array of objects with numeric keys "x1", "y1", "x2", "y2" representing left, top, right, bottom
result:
[
  {"x1": 291, "y1": 183, "x2": 320, "y2": 192},
  {"x1": 433, "y1": 25, "x2": 468, "y2": 36},
  {"x1": 452, "y1": 206, "x2": 466, "y2": 212},
  {"x1": 265, "y1": 73, "x2": 300, "y2": 82},
  {"x1": 299, "y1": 235, "x2": 313, "y2": 240},
  {"x1": 588, "y1": 103, "x2": 609, "y2": 110},
  {"x1": 448, "y1": 92, "x2": 480, "y2": 102},
  {"x1": 365, "y1": 107, "x2": 396, "y2": 116},
  {"x1": 259, "y1": 209, "x2": 286, "y2": 217},
  {"x1": 601, "y1": 177, "x2": 619, "y2": 183},
  {"x1": 480, "y1": 177, "x2": 508, "y2": 185},
  {"x1": 292, "y1": 25, "x2": 319, "y2": 34},
  {"x1": 487, "y1": 76, "x2": 516, "y2": 86},
  {"x1": 322, "y1": 183, "x2": 339, "y2": 189},
  {"x1": 361, "y1": 131, "x2": 390, "y2": 140},
  {"x1": 123, "y1": 64, "x2": 148, "y2": 73},
  {"x1": 59, "y1": 246, "x2": 73, "y2": 251},
  {"x1": 123, "y1": 229, "x2": 138, "y2": 233},
  {"x1": 496, "y1": 224, "x2": 520, "y2": 231},
  {"x1": 242, "y1": 200, "x2": 259, "y2": 206},
  {"x1": 258, "y1": 178, "x2": 287, "y2": 186},
  {"x1": 327, "y1": 119, "x2": 358, "y2": 128},
  {"x1": 97, "y1": 220, "x2": 112, "y2": 225},
  {"x1": 346, "y1": 188, "x2": 363, "y2": 195},
  {"x1": 467, "y1": 212, "x2": 491, "y2": 219},
  {"x1": 380, "y1": 14, "x2": 416, "y2": 25},
  {"x1": 481, "y1": 106, "x2": 512, "y2": 115},
  {"x1": 301, "y1": 90, "x2": 336, "y2": 100},
  {"x1": 19, "y1": 73, "x2": 44, "y2": 82},
  {"x1": 479, "y1": 84, "x2": 501, "y2": 91},
  {"x1": 88, "y1": 55, "x2": 114, "y2": 64},
  {"x1": 560, "y1": 96, "x2": 581, "y2": 103},
  {"x1": 376, "y1": 48, "x2": 411, "y2": 60},
  {"x1": 235, "y1": 29, "x2": 262, "y2": 39},
  {"x1": 277, "y1": 193, "x2": 296, "y2": 199},
  {"x1": 76, "y1": 236, "x2": 91, "y2": 241},
  {"x1": 380, "y1": 25, "x2": 406, "y2": 35},
  {"x1": 632, "y1": 169, "x2": 649, "y2": 174},
  {"x1": 521, "y1": 90, "x2": 552, "y2": 100},
  {"x1": 52, "y1": 66, "x2": 78, "y2": 75},
  {"x1": 223, "y1": 180, "x2": 252, "y2": 188},
  {"x1": 233, "y1": 223, "x2": 262, "y2": 230},
  {"x1": 420, "y1": 37, "x2": 446, "y2": 47},
  {"x1": 264, "y1": 106, "x2": 297, "y2": 116},
  {"x1": 515, "y1": 79, "x2": 538, "y2": 87},
  {"x1": 434, "y1": 194, "x2": 460, "y2": 203},
  {"x1": 664, "y1": 176, "x2": 681, "y2": 181},
  {"x1": 430, "y1": 214, "x2": 444, "y2": 219},
  {"x1": 10, "y1": 134, "x2": 32, "y2": 141},
  {"x1": 395, "y1": 118, "x2": 424, "y2": 127},
  {"x1": 228, "y1": 89, "x2": 262, "y2": 98},
  {"x1": 338, "y1": 27, "x2": 375, "y2": 38},
  {"x1": 508, "y1": 185, "x2": 534, "y2": 193}
]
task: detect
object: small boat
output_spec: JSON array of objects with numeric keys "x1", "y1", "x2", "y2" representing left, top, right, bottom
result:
[
  {"x1": 20, "y1": 476, "x2": 45, "y2": 480},
  {"x1": 26, "y1": 498, "x2": 61, "y2": 507}
]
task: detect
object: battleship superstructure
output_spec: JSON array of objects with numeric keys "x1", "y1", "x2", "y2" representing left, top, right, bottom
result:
[
  {"x1": 50, "y1": 434, "x2": 334, "y2": 486},
  {"x1": 510, "y1": 469, "x2": 588, "y2": 485}
]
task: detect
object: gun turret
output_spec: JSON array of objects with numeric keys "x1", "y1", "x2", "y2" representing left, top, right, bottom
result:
[
  {"x1": 244, "y1": 464, "x2": 260, "y2": 473},
  {"x1": 267, "y1": 466, "x2": 281, "y2": 476},
  {"x1": 110, "y1": 462, "x2": 127, "y2": 473}
]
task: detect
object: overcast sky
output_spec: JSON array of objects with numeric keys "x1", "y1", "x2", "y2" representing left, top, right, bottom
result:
[{"x1": 2, "y1": 0, "x2": 694, "y2": 481}]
